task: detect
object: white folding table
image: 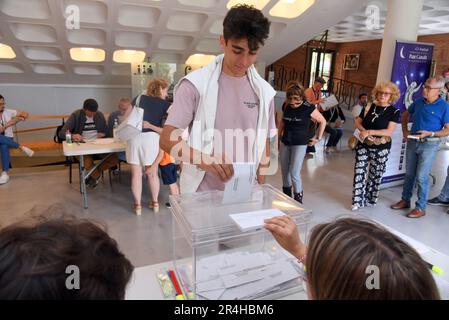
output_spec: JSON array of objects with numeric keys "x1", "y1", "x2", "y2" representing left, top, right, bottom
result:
[{"x1": 62, "y1": 139, "x2": 126, "y2": 209}]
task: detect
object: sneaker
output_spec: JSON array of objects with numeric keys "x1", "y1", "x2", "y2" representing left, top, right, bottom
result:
[
  {"x1": 366, "y1": 202, "x2": 377, "y2": 208},
  {"x1": 20, "y1": 146, "x2": 34, "y2": 157},
  {"x1": 427, "y1": 197, "x2": 449, "y2": 206},
  {"x1": 165, "y1": 202, "x2": 171, "y2": 208},
  {"x1": 0, "y1": 172, "x2": 10, "y2": 185},
  {"x1": 351, "y1": 204, "x2": 360, "y2": 211},
  {"x1": 325, "y1": 147, "x2": 332, "y2": 153},
  {"x1": 87, "y1": 177, "x2": 99, "y2": 189}
]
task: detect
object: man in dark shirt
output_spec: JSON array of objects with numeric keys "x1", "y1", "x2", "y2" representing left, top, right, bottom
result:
[
  {"x1": 322, "y1": 105, "x2": 346, "y2": 153},
  {"x1": 60, "y1": 99, "x2": 118, "y2": 188}
]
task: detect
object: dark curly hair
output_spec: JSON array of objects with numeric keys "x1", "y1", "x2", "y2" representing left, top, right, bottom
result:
[
  {"x1": 223, "y1": 4, "x2": 271, "y2": 51},
  {"x1": 0, "y1": 208, "x2": 134, "y2": 300}
]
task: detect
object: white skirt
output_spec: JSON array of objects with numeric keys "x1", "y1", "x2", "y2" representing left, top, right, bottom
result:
[{"x1": 126, "y1": 132, "x2": 160, "y2": 166}]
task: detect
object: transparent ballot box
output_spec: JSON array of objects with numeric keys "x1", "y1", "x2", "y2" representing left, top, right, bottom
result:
[{"x1": 169, "y1": 184, "x2": 312, "y2": 300}]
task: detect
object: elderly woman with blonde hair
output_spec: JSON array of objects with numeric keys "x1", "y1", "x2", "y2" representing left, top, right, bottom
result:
[{"x1": 351, "y1": 81, "x2": 401, "y2": 211}]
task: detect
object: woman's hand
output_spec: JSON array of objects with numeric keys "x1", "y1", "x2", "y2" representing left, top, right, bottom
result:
[
  {"x1": 264, "y1": 215, "x2": 306, "y2": 260},
  {"x1": 308, "y1": 138, "x2": 319, "y2": 146},
  {"x1": 72, "y1": 134, "x2": 83, "y2": 142},
  {"x1": 359, "y1": 130, "x2": 372, "y2": 141}
]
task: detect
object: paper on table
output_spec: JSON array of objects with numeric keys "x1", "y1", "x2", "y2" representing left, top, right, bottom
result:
[
  {"x1": 229, "y1": 208, "x2": 286, "y2": 232},
  {"x1": 320, "y1": 94, "x2": 339, "y2": 110},
  {"x1": 222, "y1": 162, "x2": 256, "y2": 205},
  {"x1": 219, "y1": 261, "x2": 300, "y2": 300},
  {"x1": 433, "y1": 273, "x2": 449, "y2": 300},
  {"x1": 197, "y1": 288, "x2": 226, "y2": 300},
  {"x1": 91, "y1": 138, "x2": 115, "y2": 144}
]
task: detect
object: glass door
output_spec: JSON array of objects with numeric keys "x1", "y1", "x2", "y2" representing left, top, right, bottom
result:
[{"x1": 308, "y1": 49, "x2": 335, "y2": 92}]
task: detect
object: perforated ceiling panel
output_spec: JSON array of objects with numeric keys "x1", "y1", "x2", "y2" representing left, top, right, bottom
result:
[{"x1": 5, "y1": 0, "x2": 426, "y2": 85}]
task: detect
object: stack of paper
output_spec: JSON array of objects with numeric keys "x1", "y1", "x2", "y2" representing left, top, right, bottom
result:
[{"x1": 194, "y1": 251, "x2": 302, "y2": 300}]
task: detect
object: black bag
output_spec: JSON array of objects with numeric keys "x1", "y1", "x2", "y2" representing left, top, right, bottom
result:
[{"x1": 54, "y1": 119, "x2": 65, "y2": 143}]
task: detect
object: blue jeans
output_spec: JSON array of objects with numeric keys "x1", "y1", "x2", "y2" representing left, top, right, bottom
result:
[
  {"x1": 325, "y1": 125, "x2": 343, "y2": 147},
  {"x1": 401, "y1": 139, "x2": 440, "y2": 209},
  {"x1": 0, "y1": 135, "x2": 20, "y2": 172},
  {"x1": 437, "y1": 166, "x2": 449, "y2": 201},
  {"x1": 280, "y1": 143, "x2": 307, "y2": 193}
]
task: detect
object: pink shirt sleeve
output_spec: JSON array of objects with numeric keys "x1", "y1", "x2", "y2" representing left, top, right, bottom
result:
[{"x1": 165, "y1": 79, "x2": 200, "y2": 130}]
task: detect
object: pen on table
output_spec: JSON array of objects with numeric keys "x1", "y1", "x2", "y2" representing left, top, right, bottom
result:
[
  {"x1": 178, "y1": 267, "x2": 194, "y2": 299},
  {"x1": 425, "y1": 261, "x2": 444, "y2": 275},
  {"x1": 167, "y1": 270, "x2": 185, "y2": 300}
]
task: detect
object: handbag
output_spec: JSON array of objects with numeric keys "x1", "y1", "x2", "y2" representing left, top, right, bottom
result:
[
  {"x1": 348, "y1": 102, "x2": 371, "y2": 150},
  {"x1": 115, "y1": 95, "x2": 144, "y2": 141}
]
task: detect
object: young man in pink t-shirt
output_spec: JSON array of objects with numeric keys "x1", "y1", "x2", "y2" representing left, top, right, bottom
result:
[{"x1": 160, "y1": 5, "x2": 276, "y2": 193}]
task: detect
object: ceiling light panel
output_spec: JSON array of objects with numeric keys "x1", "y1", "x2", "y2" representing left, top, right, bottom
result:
[
  {"x1": 0, "y1": 44, "x2": 16, "y2": 59},
  {"x1": 69, "y1": 47, "x2": 105, "y2": 62},
  {"x1": 113, "y1": 50, "x2": 146, "y2": 63}
]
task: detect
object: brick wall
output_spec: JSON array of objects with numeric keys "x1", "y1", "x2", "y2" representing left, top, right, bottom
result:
[{"x1": 268, "y1": 33, "x2": 449, "y2": 89}]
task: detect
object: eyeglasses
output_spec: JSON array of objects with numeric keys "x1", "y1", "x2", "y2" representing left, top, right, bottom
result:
[
  {"x1": 377, "y1": 91, "x2": 392, "y2": 96},
  {"x1": 424, "y1": 85, "x2": 441, "y2": 90}
]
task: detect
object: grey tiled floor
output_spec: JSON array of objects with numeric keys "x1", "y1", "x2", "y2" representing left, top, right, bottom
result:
[{"x1": 2, "y1": 139, "x2": 449, "y2": 267}]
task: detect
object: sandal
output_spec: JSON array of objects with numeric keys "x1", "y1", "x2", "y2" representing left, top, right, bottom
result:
[
  {"x1": 149, "y1": 201, "x2": 159, "y2": 213},
  {"x1": 133, "y1": 204, "x2": 142, "y2": 216}
]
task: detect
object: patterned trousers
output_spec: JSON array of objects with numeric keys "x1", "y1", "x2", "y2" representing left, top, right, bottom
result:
[{"x1": 352, "y1": 144, "x2": 390, "y2": 207}]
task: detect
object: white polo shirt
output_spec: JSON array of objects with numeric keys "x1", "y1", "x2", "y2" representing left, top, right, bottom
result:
[{"x1": 0, "y1": 108, "x2": 18, "y2": 138}]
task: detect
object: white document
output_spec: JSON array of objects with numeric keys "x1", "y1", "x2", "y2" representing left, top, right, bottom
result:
[
  {"x1": 115, "y1": 106, "x2": 143, "y2": 141},
  {"x1": 197, "y1": 288, "x2": 226, "y2": 300},
  {"x1": 353, "y1": 129, "x2": 364, "y2": 142},
  {"x1": 229, "y1": 208, "x2": 286, "y2": 232},
  {"x1": 320, "y1": 94, "x2": 339, "y2": 110},
  {"x1": 433, "y1": 274, "x2": 449, "y2": 300},
  {"x1": 407, "y1": 135, "x2": 420, "y2": 140},
  {"x1": 91, "y1": 138, "x2": 115, "y2": 145},
  {"x1": 219, "y1": 261, "x2": 300, "y2": 300},
  {"x1": 222, "y1": 162, "x2": 256, "y2": 205}
]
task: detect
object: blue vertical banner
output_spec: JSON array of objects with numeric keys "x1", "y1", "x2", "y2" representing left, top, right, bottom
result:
[{"x1": 381, "y1": 41, "x2": 434, "y2": 187}]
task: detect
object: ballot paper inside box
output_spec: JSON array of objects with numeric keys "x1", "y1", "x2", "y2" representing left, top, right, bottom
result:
[{"x1": 168, "y1": 184, "x2": 312, "y2": 300}]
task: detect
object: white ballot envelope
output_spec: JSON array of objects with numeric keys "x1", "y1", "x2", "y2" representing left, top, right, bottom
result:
[
  {"x1": 320, "y1": 94, "x2": 339, "y2": 110},
  {"x1": 222, "y1": 162, "x2": 256, "y2": 205},
  {"x1": 353, "y1": 128, "x2": 364, "y2": 142},
  {"x1": 229, "y1": 208, "x2": 286, "y2": 232}
]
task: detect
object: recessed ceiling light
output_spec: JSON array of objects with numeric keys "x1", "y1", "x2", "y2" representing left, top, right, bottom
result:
[
  {"x1": 185, "y1": 54, "x2": 216, "y2": 69},
  {"x1": 0, "y1": 43, "x2": 16, "y2": 59},
  {"x1": 113, "y1": 49, "x2": 146, "y2": 63},
  {"x1": 270, "y1": 0, "x2": 315, "y2": 19},
  {"x1": 70, "y1": 47, "x2": 105, "y2": 62},
  {"x1": 226, "y1": 0, "x2": 270, "y2": 10}
]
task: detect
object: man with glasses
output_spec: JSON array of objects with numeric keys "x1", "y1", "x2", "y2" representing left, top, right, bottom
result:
[{"x1": 391, "y1": 76, "x2": 449, "y2": 218}]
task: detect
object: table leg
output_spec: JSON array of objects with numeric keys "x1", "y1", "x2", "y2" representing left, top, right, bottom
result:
[{"x1": 79, "y1": 155, "x2": 88, "y2": 209}]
